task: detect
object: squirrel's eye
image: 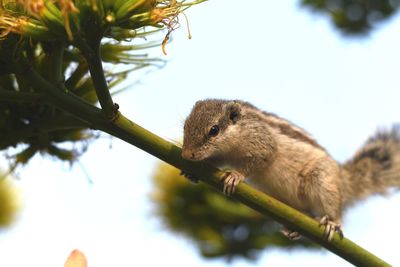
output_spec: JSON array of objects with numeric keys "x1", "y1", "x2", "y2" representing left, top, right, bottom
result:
[{"x1": 208, "y1": 125, "x2": 220, "y2": 137}]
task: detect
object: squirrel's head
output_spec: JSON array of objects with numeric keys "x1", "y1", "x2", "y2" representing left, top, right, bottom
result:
[{"x1": 182, "y1": 99, "x2": 242, "y2": 161}]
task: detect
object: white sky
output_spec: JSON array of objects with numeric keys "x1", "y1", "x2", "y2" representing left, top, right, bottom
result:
[{"x1": 1, "y1": 1, "x2": 400, "y2": 266}]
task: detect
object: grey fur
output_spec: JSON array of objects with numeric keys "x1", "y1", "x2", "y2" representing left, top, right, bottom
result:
[{"x1": 342, "y1": 125, "x2": 400, "y2": 205}]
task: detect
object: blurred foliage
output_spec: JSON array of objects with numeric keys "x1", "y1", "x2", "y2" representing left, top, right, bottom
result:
[
  {"x1": 0, "y1": 0, "x2": 202, "y2": 169},
  {"x1": 0, "y1": 38, "x2": 140, "y2": 167},
  {"x1": 151, "y1": 163, "x2": 317, "y2": 260},
  {"x1": 301, "y1": 0, "x2": 400, "y2": 35},
  {"x1": 0, "y1": 67, "x2": 96, "y2": 167},
  {"x1": 0, "y1": 172, "x2": 21, "y2": 228}
]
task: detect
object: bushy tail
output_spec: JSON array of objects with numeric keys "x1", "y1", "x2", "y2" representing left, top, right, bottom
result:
[{"x1": 342, "y1": 125, "x2": 400, "y2": 205}]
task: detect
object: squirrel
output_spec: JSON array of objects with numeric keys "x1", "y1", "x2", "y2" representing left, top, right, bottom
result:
[{"x1": 181, "y1": 99, "x2": 400, "y2": 241}]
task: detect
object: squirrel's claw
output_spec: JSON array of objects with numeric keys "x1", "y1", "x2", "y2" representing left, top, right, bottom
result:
[
  {"x1": 180, "y1": 170, "x2": 199, "y2": 183},
  {"x1": 281, "y1": 227, "x2": 301, "y2": 240},
  {"x1": 319, "y1": 215, "x2": 344, "y2": 241},
  {"x1": 222, "y1": 170, "x2": 245, "y2": 195}
]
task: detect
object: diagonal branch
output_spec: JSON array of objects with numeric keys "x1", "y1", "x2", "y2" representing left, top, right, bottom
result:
[{"x1": 102, "y1": 115, "x2": 390, "y2": 267}]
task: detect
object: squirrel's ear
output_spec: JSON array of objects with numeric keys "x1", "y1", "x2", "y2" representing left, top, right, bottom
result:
[{"x1": 226, "y1": 101, "x2": 241, "y2": 124}]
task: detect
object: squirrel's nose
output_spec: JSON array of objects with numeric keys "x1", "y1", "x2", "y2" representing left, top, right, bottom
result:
[{"x1": 182, "y1": 149, "x2": 195, "y2": 160}]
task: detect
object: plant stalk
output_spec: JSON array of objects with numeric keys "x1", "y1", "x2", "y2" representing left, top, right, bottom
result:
[{"x1": 74, "y1": 35, "x2": 115, "y2": 119}]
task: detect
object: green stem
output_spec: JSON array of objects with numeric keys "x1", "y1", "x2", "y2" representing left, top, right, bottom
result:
[
  {"x1": 75, "y1": 35, "x2": 115, "y2": 119},
  {"x1": 12, "y1": 60, "x2": 391, "y2": 267},
  {"x1": 48, "y1": 41, "x2": 66, "y2": 86},
  {"x1": 0, "y1": 90, "x2": 47, "y2": 103},
  {"x1": 101, "y1": 116, "x2": 391, "y2": 267},
  {"x1": 102, "y1": 115, "x2": 392, "y2": 267},
  {"x1": 65, "y1": 60, "x2": 88, "y2": 90}
]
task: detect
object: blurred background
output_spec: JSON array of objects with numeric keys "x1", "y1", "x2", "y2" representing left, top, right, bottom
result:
[{"x1": 1, "y1": 0, "x2": 400, "y2": 266}]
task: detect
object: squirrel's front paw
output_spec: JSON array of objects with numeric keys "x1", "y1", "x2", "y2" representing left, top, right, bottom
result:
[
  {"x1": 222, "y1": 170, "x2": 245, "y2": 196},
  {"x1": 318, "y1": 215, "x2": 344, "y2": 241}
]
